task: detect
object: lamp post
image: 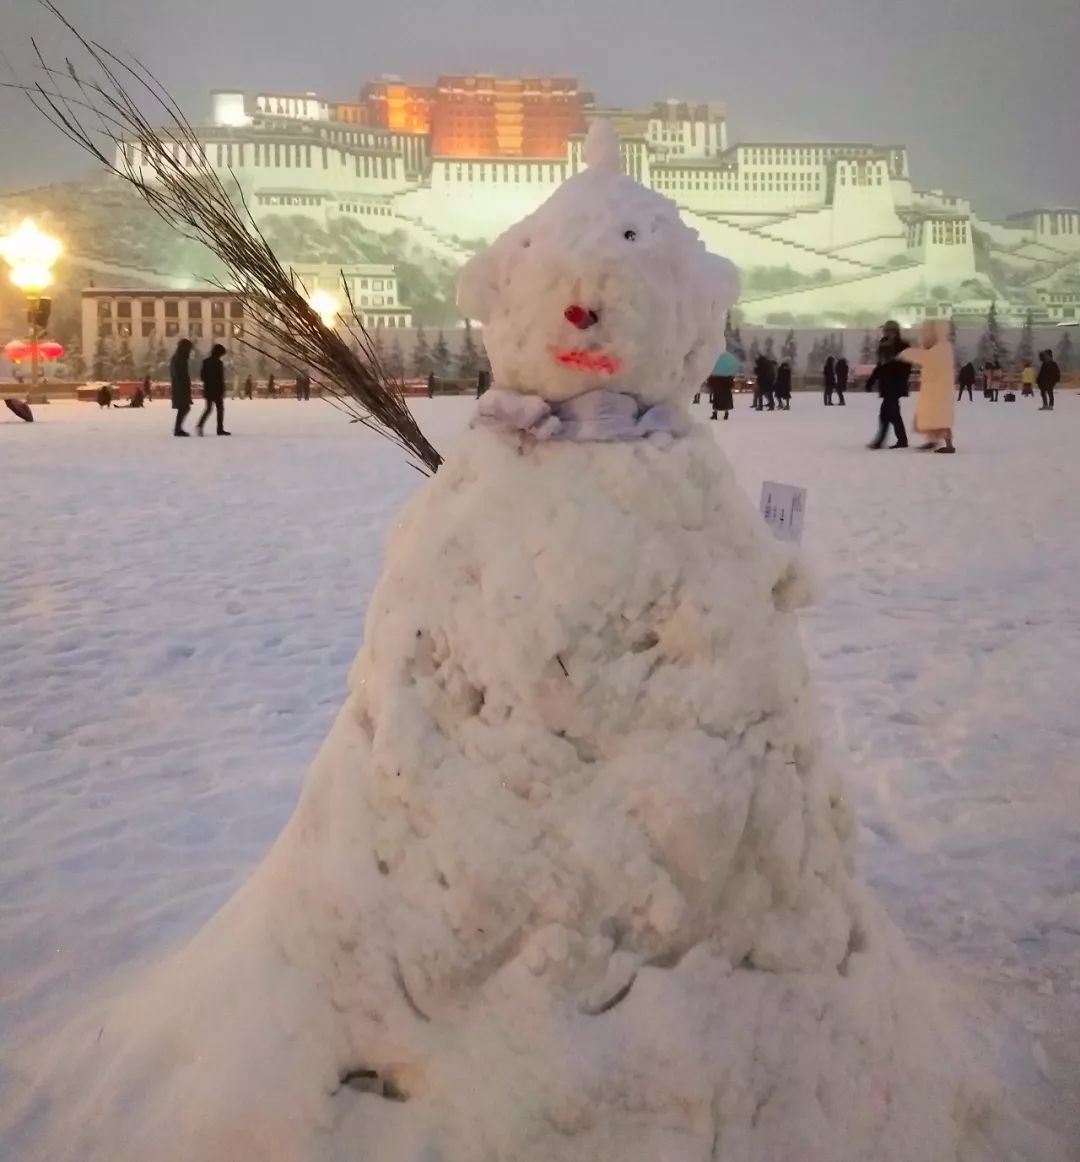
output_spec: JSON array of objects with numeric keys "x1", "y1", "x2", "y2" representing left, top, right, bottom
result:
[{"x1": 0, "y1": 220, "x2": 62, "y2": 394}]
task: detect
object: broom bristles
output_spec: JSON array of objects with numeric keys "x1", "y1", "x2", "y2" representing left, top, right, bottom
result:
[{"x1": 8, "y1": 0, "x2": 442, "y2": 475}]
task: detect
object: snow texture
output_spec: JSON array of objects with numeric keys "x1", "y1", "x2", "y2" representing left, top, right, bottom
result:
[
  {"x1": 457, "y1": 120, "x2": 740, "y2": 406},
  {"x1": 3, "y1": 127, "x2": 1073, "y2": 1161}
]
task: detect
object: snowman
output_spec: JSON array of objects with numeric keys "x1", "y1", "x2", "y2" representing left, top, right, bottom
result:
[{"x1": 21, "y1": 122, "x2": 1012, "y2": 1162}]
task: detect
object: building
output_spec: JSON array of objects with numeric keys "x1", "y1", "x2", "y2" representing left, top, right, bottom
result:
[
  {"x1": 121, "y1": 77, "x2": 1080, "y2": 326},
  {"x1": 287, "y1": 264, "x2": 412, "y2": 329},
  {"x1": 431, "y1": 75, "x2": 581, "y2": 159},
  {"x1": 82, "y1": 264, "x2": 412, "y2": 372}
]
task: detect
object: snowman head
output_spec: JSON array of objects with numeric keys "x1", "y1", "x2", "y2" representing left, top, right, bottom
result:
[{"x1": 457, "y1": 121, "x2": 741, "y2": 406}]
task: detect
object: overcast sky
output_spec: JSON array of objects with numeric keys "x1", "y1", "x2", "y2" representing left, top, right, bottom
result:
[{"x1": 0, "y1": 0, "x2": 1076, "y2": 218}]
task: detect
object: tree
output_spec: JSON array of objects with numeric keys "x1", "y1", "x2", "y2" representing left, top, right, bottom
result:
[
  {"x1": 763, "y1": 335, "x2": 776, "y2": 360},
  {"x1": 1017, "y1": 310, "x2": 1035, "y2": 369},
  {"x1": 832, "y1": 332, "x2": 846, "y2": 359},
  {"x1": 61, "y1": 334, "x2": 86, "y2": 382},
  {"x1": 457, "y1": 319, "x2": 481, "y2": 377},
  {"x1": 976, "y1": 301, "x2": 1007, "y2": 366},
  {"x1": 781, "y1": 329, "x2": 798, "y2": 366},
  {"x1": 152, "y1": 334, "x2": 170, "y2": 380},
  {"x1": 432, "y1": 330, "x2": 451, "y2": 377},
  {"x1": 388, "y1": 333, "x2": 405, "y2": 379},
  {"x1": 807, "y1": 338, "x2": 824, "y2": 371},
  {"x1": 748, "y1": 337, "x2": 761, "y2": 365},
  {"x1": 947, "y1": 317, "x2": 962, "y2": 368},
  {"x1": 860, "y1": 331, "x2": 875, "y2": 363},
  {"x1": 412, "y1": 325, "x2": 431, "y2": 377},
  {"x1": 1057, "y1": 329, "x2": 1075, "y2": 372},
  {"x1": 116, "y1": 338, "x2": 136, "y2": 381},
  {"x1": 724, "y1": 310, "x2": 746, "y2": 361},
  {"x1": 371, "y1": 326, "x2": 386, "y2": 366},
  {"x1": 93, "y1": 335, "x2": 118, "y2": 380}
]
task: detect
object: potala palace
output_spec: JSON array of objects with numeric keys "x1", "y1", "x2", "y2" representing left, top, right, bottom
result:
[{"x1": 117, "y1": 75, "x2": 1080, "y2": 328}]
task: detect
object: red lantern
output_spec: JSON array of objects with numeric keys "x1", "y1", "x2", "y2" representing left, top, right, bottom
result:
[{"x1": 3, "y1": 338, "x2": 64, "y2": 363}]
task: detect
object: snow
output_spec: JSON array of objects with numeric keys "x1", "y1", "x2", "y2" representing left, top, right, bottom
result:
[{"x1": 2, "y1": 396, "x2": 1079, "y2": 1159}]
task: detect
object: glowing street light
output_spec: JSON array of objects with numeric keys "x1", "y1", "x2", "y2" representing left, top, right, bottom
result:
[
  {"x1": 1, "y1": 219, "x2": 63, "y2": 393},
  {"x1": 308, "y1": 289, "x2": 340, "y2": 328}
]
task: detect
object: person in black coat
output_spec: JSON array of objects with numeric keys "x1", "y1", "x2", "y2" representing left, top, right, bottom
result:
[
  {"x1": 708, "y1": 373, "x2": 734, "y2": 420},
  {"x1": 775, "y1": 360, "x2": 793, "y2": 410},
  {"x1": 822, "y1": 355, "x2": 836, "y2": 405},
  {"x1": 170, "y1": 338, "x2": 194, "y2": 437},
  {"x1": 476, "y1": 367, "x2": 492, "y2": 399},
  {"x1": 835, "y1": 356, "x2": 849, "y2": 405},
  {"x1": 865, "y1": 321, "x2": 911, "y2": 449},
  {"x1": 754, "y1": 353, "x2": 776, "y2": 411},
  {"x1": 196, "y1": 343, "x2": 231, "y2": 436},
  {"x1": 1037, "y1": 349, "x2": 1061, "y2": 411},
  {"x1": 957, "y1": 362, "x2": 976, "y2": 402}
]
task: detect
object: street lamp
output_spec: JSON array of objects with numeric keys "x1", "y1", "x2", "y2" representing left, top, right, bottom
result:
[
  {"x1": 0, "y1": 219, "x2": 62, "y2": 394},
  {"x1": 308, "y1": 289, "x2": 340, "y2": 329}
]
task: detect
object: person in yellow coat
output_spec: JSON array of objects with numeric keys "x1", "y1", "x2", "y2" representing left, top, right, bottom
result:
[
  {"x1": 1020, "y1": 361, "x2": 1036, "y2": 398},
  {"x1": 899, "y1": 318, "x2": 956, "y2": 453}
]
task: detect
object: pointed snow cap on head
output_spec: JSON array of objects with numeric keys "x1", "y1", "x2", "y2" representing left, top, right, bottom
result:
[{"x1": 584, "y1": 119, "x2": 620, "y2": 173}]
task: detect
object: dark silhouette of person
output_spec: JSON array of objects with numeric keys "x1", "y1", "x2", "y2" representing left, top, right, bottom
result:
[
  {"x1": 775, "y1": 360, "x2": 793, "y2": 410},
  {"x1": 267, "y1": 373, "x2": 277, "y2": 399},
  {"x1": 754, "y1": 352, "x2": 776, "y2": 411},
  {"x1": 97, "y1": 383, "x2": 113, "y2": 409},
  {"x1": 476, "y1": 367, "x2": 491, "y2": 399},
  {"x1": 298, "y1": 371, "x2": 311, "y2": 401},
  {"x1": 142, "y1": 374, "x2": 153, "y2": 403},
  {"x1": 866, "y1": 321, "x2": 911, "y2": 449},
  {"x1": 823, "y1": 355, "x2": 836, "y2": 405},
  {"x1": 196, "y1": 343, "x2": 230, "y2": 436},
  {"x1": 957, "y1": 362, "x2": 976, "y2": 402},
  {"x1": 1037, "y1": 348, "x2": 1061, "y2": 411},
  {"x1": 427, "y1": 371, "x2": 436, "y2": 399},
  {"x1": 709, "y1": 373, "x2": 734, "y2": 420},
  {"x1": 170, "y1": 338, "x2": 194, "y2": 437},
  {"x1": 835, "y1": 356, "x2": 849, "y2": 405},
  {"x1": 243, "y1": 375, "x2": 254, "y2": 400}
]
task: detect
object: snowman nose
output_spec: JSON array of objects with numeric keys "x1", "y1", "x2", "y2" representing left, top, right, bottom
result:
[{"x1": 564, "y1": 304, "x2": 600, "y2": 330}]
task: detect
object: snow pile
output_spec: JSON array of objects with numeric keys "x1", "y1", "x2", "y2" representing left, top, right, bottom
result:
[{"x1": 12, "y1": 122, "x2": 1011, "y2": 1160}]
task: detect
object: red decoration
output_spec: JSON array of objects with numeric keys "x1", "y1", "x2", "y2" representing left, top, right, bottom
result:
[
  {"x1": 549, "y1": 346, "x2": 622, "y2": 376},
  {"x1": 3, "y1": 339, "x2": 64, "y2": 363}
]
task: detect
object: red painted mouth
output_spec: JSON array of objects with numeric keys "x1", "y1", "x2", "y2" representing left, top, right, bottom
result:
[{"x1": 550, "y1": 347, "x2": 622, "y2": 375}]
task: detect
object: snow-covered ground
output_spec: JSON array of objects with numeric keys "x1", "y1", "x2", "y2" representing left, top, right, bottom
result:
[{"x1": 2, "y1": 393, "x2": 1079, "y2": 1148}]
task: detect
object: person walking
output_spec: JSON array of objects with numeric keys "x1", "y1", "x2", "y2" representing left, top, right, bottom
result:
[
  {"x1": 835, "y1": 355, "x2": 849, "y2": 405},
  {"x1": 957, "y1": 361, "x2": 975, "y2": 402},
  {"x1": 708, "y1": 368, "x2": 734, "y2": 420},
  {"x1": 899, "y1": 318, "x2": 956, "y2": 453},
  {"x1": 1037, "y1": 348, "x2": 1060, "y2": 411},
  {"x1": 754, "y1": 351, "x2": 776, "y2": 411},
  {"x1": 984, "y1": 362, "x2": 1001, "y2": 402},
  {"x1": 170, "y1": 337, "x2": 194, "y2": 437},
  {"x1": 196, "y1": 343, "x2": 231, "y2": 436},
  {"x1": 866, "y1": 320, "x2": 911, "y2": 449},
  {"x1": 243, "y1": 374, "x2": 254, "y2": 400},
  {"x1": 142, "y1": 374, "x2": 153, "y2": 403},
  {"x1": 823, "y1": 355, "x2": 836, "y2": 406},
  {"x1": 266, "y1": 373, "x2": 277, "y2": 399},
  {"x1": 427, "y1": 371, "x2": 437, "y2": 399},
  {"x1": 776, "y1": 359, "x2": 793, "y2": 410},
  {"x1": 1020, "y1": 361, "x2": 1036, "y2": 399}
]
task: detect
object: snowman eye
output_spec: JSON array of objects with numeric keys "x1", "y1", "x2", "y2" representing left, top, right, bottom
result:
[{"x1": 623, "y1": 229, "x2": 637, "y2": 241}]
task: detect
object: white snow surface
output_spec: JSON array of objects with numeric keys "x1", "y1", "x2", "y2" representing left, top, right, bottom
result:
[{"x1": 2, "y1": 398, "x2": 1078, "y2": 1160}]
